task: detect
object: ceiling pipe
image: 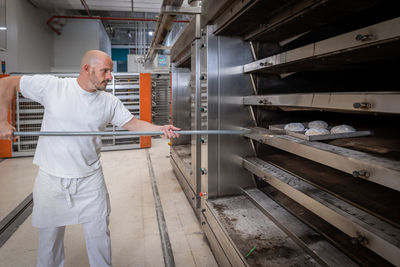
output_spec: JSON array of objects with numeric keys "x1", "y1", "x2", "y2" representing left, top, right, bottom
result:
[
  {"x1": 80, "y1": 0, "x2": 92, "y2": 17},
  {"x1": 27, "y1": 0, "x2": 39, "y2": 8},
  {"x1": 47, "y1": 15, "x2": 190, "y2": 35},
  {"x1": 145, "y1": 0, "x2": 188, "y2": 62}
]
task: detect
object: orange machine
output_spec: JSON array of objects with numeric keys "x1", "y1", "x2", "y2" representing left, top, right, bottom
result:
[
  {"x1": 0, "y1": 74, "x2": 13, "y2": 158},
  {"x1": 139, "y1": 73, "x2": 152, "y2": 148}
]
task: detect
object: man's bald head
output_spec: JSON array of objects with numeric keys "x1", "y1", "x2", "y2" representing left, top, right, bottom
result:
[
  {"x1": 77, "y1": 50, "x2": 113, "y2": 92},
  {"x1": 80, "y1": 50, "x2": 111, "y2": 69}
]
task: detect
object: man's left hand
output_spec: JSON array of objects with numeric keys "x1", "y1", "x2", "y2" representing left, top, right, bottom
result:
[{"x1": 160, "y1": 125, "x2": 180, "y2": 139}]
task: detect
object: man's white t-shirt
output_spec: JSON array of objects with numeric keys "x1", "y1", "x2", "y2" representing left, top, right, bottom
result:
[{"x1": 20, "y1": 75, "x2": 134, "y2": 178}]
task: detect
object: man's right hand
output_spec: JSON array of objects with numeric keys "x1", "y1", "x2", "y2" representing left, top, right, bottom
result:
[
  {"x1": 0, "y1": 76, "x2": 21, "y2": 140},
  {"x1": 0, "y1": 121, "x2": 16, "y2": 140}
]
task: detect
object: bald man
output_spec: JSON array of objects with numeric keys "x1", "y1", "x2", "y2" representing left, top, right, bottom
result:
[{"x1": 0, "y1": 50, "x2": 180, "y2": 267}]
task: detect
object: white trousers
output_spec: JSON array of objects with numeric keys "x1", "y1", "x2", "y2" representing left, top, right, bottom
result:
[{"x1": 37, "y1": 217, "x2": 112, "y2": 267}]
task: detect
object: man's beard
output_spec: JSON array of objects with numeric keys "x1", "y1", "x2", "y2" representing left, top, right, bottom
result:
[
  {"x1": 91, "y1": 77, "x2": 108, "y2": 91},
  {"x1": 95, "y1": 84, "x2": 107, "y2": 91}
]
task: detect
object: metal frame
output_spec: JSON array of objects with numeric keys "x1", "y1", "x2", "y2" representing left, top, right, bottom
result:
[
  {"x1": 204, "y1": 25, "x2": 216, "y2": 199},
  {"x1": 170, "y1": 19, "x2": 196, "y2": 65},
  {"x1": 245, "y1": 127, "x2": 400, "y2": 192},
  {"x1": 161, "y1": 5, "x2": 201, "y2": 15},
  {"x1": 243, "y1": 157, "x2": 400, "y2": 266},
  {"x1": 204, "y1": 26, "x2": 256, "y2": 197},
  {"x1": 200, "y1": 25, "x2": 209, "y2": 204},
  {"x1": 145, "y1": 0, "x2": 185, "y2": 62},
  {"x1": 192, "y1": 13, "x2": 202, "y2": 209}
]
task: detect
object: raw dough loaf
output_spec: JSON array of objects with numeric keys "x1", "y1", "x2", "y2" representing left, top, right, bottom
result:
[
  {"x1": 331, "y1": 125, "x2": 356, "y2": 134},
  {"x1": 305, "y1": 128, "x2": 330, "y2": 136},
  {"x1": 308, "y1": 120, "x2": 328, "y2": 129},
  {"x1": 284, "y1": 123, "x2": 305, "y2": 132}
]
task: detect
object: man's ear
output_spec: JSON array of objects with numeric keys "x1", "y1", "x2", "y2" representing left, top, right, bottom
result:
[{"x1": 84, "y1": 64, "x2": 90, "y2": 73}]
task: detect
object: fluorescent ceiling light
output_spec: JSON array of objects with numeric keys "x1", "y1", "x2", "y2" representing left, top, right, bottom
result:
[
  {"x1": 149, "y1": 31, "x2": 153, "y2": 36},
  {"x1": 0, "y1": 27, "x2": 6, "y2": 31}
]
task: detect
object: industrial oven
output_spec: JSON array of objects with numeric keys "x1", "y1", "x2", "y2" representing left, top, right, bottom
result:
[{"x1": 170, "y1": 0, "x2": 400, "y2": 266}]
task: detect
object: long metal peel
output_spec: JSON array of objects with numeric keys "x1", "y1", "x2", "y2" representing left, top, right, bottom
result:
[{"x1": 13, "y1": 129, "x2": 251, "y2": 137}]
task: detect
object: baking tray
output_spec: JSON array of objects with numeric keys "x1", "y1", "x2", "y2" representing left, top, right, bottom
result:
[{"x1": 269, "y1": 123, "x2": 373, "y2": 141}]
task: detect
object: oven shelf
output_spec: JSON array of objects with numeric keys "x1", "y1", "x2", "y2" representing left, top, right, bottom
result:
[
  {"x1": 204, "y1": 194, "x2": 348, "y2": 266},
  {"x1": 242, "y1": 188, "x2": 358, "y2": 266},
  {"x1": 243, "y1": 92, "x2": 400, "y2": 114},
  {"x1": 243, "y1": 157, "x2": 400, "y2": 266},
  {"x1": 245, "y1": 127, "x2": 400, "y2": 192},
  {"x1": 244, "y1": 17, "x2": 400, "y2": 74},
  {"x1": 213, "y1": 0, "x2": 388, "y2": 42}
]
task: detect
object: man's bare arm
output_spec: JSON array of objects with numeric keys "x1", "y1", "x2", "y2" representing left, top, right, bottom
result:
[
  {"x1": 122, "y1": 117, "x2": 180, "y2": 139},
  {"x1": 0, "y1": 76, "x2": 22, "y2": 140}
]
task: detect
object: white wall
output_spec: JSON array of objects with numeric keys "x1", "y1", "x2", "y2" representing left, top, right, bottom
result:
[
  {"x1": 0, "y1": 1, "x2": 112, "y2": 74},
  {"x1": 52, "y1": 20, "x2": 111, "y2": 72},
  {"x1": 17, "y1": 0, "x2": 53, "y2": 72},
  {"x1": 98, "y1": 22, "x2": 111, "y2": 56},
  {"x1": 53, "y1": 20, "x2": 99, "y2": 72},
  {"x1": 0, "y1": 0, "x2": 53, "y2": 73},
  {"x1": 0, "y1": 0, "x2": 17, "y2": 73}
]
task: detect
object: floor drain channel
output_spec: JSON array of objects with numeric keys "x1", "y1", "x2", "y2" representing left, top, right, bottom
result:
[
  {"x1": 146, "y1": 149, "x2": 175, "y2": 267},
  {"x1": 0, "y1": 193, "x2": 33, "y2": 248}
]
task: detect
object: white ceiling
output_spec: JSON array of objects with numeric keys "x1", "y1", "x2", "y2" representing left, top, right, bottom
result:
[
  {"x1": 31, "y1": 0, "x2": 165, "y2": 13},
  {"x1": 30, "y1": 0, "x2": 190, "y2": 46}
]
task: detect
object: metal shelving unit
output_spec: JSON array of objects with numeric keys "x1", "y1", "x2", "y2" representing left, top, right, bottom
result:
[
  {"x1": 12, "y1": 73, "x2": 141, "y2": 157},
  {"x1": 151, "y1": 73, "x2": 171, "y2": 126}
]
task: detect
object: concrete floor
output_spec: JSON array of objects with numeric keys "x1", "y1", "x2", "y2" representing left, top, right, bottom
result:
[
  {"x1": 0, "y1": 139, "x2": 218, "y2": 267},
  {"x1": 0, "y1": 157, "x2": 37, "y2": 222}
]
